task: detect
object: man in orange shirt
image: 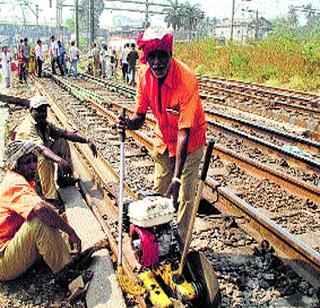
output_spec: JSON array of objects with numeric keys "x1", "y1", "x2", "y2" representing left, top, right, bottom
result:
[
  {"x1": 119, "y1": 27, "x2": 207, "y2": 224},
  {"x1": 0, "y1": 140, "x2": 90, "y2": 285}
]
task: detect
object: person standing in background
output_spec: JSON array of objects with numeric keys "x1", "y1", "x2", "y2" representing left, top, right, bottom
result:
[
  {"x1": 28, "y1": 48, "x2": 36, "y2": 75},
  {"x1": 35, "y1": 40, "x2": 43, "y2": 78},
  {"x1": 90, "y1": 43, "x2": 100, "y2": 77},
  {"x1": 120, "y1": 43, "x2": 129, "y2": 83},
  {"x1": 18, "y1": 46, "x2": 27, "y2": 84},
  {"x1": 49, "y1": 35, "x2": 64, "y2": 76},
  {"x1": 126, "y1": 42, "x2": 139, "y2": 86},
  {"x1": 22, "y1": 38, "x2": 30, "y2": 76},
  {"x1": 99, "y1": 44, "x2": 107, "y2": 78},
  {"x1": 67, "y1": 41, "x2": 80, "y2": 78},
  {"x1": 58, "y1": 41, "x2": 67, "y2": 75},
  {"x1": 0, "y1": 46, "x2": 12, "y2": 88}
]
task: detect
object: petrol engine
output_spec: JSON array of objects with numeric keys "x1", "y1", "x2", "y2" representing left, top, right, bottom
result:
[{"x1": 127, "y1": 196, "x2": 179, "y2": 268}]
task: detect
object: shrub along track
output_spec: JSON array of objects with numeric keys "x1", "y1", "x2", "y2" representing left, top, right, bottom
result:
[{"x1": 31, "y1": 75, "x2": 320, "y2": 306}]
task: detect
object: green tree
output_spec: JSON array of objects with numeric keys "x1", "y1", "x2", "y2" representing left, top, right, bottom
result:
[
  {"x1": 181, "y1": 2, "x2": 204, "y2": 43},
  {"x1": 288, "y1": 6, "x2": 299, "y2": 30},
  {"x1": 164, "y1": 0, "x2": 183, "y2": 32},
  {"x1": 65, "y1": 17, "x2": 74, "y2": 33},
  {"x1": 304, "y1": 3, "x2": 320, "y2": 35}
]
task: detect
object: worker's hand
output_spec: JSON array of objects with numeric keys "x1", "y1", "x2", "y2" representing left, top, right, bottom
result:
[
  {"x1": 58, "y1": 158, "x2": 73, "y2": 176},
  {"x1": 68, "y1": 230, "x2": 82, "y2": 253},
  {"x1": 118, "y1": 114, "x2": 131, "y2": 131},
  {"x1": 165, "y1": 181, "x2": 181, "y2": 211},
  {"x1": 88, "y1": 140, "x2": 98, "y2": 157}
]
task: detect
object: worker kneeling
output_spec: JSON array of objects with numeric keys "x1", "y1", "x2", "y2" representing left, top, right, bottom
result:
[
  {"x1": 15, "y1": 95, "x2": 98, "y2": 204},
  {"x1": 0, "y1": 140, "x2": 103, "y2": 285}
]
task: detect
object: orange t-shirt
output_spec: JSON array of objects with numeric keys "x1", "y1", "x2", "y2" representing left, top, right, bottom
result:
[
  {"x1": 0, "y1": 171, "x2": 44, "y2": 251},
  {"x1": 134, "y1": 58, "x2": 207, "y2": 157}
]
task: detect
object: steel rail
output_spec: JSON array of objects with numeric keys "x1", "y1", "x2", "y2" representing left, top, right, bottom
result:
[
  {"x1": 199, "y1": 82, "x2": 320, "y2": 116},
  {"x1": 198, "y1": 75, "x2": 320, "y2": 104},
  {"x1": 204, "y1": 179, "x2": 320, "y2": 289},
  {"x1": 35, "y1": 77, "x2": 320, "y2": 290},
  {"x1": 205, "y1": 109, "x2": 320, "y2": 157},
  {"x1": 50, "y1": 74, "x2": 320, "y2": 204}
]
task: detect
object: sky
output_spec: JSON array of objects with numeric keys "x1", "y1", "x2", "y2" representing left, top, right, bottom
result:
[{"x1": 0, "y1": 0, "x2": 319, "y2": 27}]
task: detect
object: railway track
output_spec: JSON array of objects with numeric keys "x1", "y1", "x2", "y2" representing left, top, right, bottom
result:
[
  {"x1": 56, "y1": 73, "x2": 320, "y2": 203},
  {"x1": 197, "y1": 76, "x2": 320, "y2": 141},
  {"x1": 198, "y1": 75, "x2": 320, "y2": 105},
  {"x1": 32, "y1": 74, "x2": 320, "y2": 304}
]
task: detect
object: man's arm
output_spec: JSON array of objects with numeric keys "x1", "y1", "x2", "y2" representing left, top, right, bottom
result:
[
  {"x1": 39, "y1": 145, "x2": 72, "y2": 173},
  {"x1": 166, "y1": 128, "x2": 190, "y2": 209},
  {"x1": 29, "y1": 202, "x2": 82, "y2": 252},
  {"x1": 60, "y1": 131, "x2": 98, "y2": 157}
]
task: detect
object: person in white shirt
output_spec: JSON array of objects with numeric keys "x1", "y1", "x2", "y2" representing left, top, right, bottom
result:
[
  {"x1": 49, "y1": 35, "x2": 64, "y2": 75},
  {"x1": 120, "y1": 43, "x2": 129, "y2": 83},
  {"x1": 34, "y1": 40, "x2": 43, "y2": 77},
  {"x1": 1, "y1": 46, "x2": 12, "y2": 88},
  {"x1": 99, "y1": 44, "x2": 107, "y2": 78},
  {"x1": 67, "y1": 40, "x2": 80, "y2": 78}
]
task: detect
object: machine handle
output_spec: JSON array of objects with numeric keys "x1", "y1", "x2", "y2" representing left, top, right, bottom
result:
[
  {"x1": 200, "y1": 139, "x2": 214, "y2": 181},
  {"x1": 120, "y1": 107, "x2": 126, "y2": 142}
]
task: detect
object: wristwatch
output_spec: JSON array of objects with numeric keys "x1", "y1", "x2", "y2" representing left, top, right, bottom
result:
[{"x1": 172, "y1": 176, "x2": 182, "y2": 185}]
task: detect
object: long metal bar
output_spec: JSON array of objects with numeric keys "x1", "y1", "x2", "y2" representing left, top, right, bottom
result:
[{"x1": 205, "y1": 179, "x2": 320, "y2": 288}]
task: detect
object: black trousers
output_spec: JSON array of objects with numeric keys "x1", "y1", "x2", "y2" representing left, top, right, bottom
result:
[
  {"x1": 36, "y1": 57, "x2": 42, "y2": 77},
  {"x1": 19, "y1": 63, "x2": 27, "y2": 82},
  {"x1": 51, "y1": 56, "x2": 64, "y2": 75},
  {"x1": 121, "y1": 63, "x2": 129, "y2": 82}
]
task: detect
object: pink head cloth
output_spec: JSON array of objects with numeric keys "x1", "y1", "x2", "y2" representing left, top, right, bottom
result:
[{"x1": 137, "y1": 27, "x2": 174, "y2": 64}]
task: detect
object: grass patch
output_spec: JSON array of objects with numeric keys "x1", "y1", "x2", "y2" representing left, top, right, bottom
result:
[{"x1": 174, "y1": 37, "x2": 320, "y2": 92}]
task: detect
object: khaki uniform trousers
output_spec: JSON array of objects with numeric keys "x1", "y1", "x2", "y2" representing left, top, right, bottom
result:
[
  {"x1": 0, "y1": 218, "x2": 70, "y2": 281},
  {"x1": 153, "y1": 146, "x2": 204, "y2": 224},
  {"x1": 38, "y1": 139, "x2": 72, "y2": 200}
]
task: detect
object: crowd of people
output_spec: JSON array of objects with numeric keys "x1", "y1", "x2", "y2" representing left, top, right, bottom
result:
[
  {"x1": 0, "y1": 35, "x2": 141, "y2": 90},
  {"x1": 0, "y1": 27, "x2": 206, "y2": 298}
]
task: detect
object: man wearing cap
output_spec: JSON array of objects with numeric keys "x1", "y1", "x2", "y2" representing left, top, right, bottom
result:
[
  {"x1": 15, "y1": 95, "x2": 98, "y2": 203},
  {"x1": 119, "y1": 27, "x2": 207, "y2": 224}
]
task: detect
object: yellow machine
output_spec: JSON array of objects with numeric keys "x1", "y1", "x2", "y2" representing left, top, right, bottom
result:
[{"x1": 121, "y1": 141, "x2": 221, "y2": 307}]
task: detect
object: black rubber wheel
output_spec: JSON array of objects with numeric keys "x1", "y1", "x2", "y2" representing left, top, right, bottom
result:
[{"x1": 184, "y1": 251, "x2": 221, "y2": 307}]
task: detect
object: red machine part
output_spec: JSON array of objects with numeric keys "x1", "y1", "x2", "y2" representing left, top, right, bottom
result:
[{"x1": 130, "y1": 225, "x2": 159, "y2": 268}]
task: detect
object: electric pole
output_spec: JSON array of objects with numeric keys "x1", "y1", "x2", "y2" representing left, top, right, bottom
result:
[
  {"x1": 255, "y1": 10, "x2": 259, "y2": 40},
  {"x1": 56, "y1": 0, "x2": 63, "y2": 40},
  {"x1": 145, "y1": 0, "x2": 149, "y2": 29},
  {"x1": 230, "y1": 0, "x2": 235, "y2": 41},
  {"x1": 35, "y1": 4, "x2": 39, "y2": 26},
  {"x1": 89, "y1": 0, "x2": 95, "y2": 45},
  {"x1": 75, "y1": 0, "x2": 79, "y2": 47}
]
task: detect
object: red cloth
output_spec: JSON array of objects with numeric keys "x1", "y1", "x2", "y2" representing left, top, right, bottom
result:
[
  {"x1": 134, "y1": 58, "x2": 207, "y2": 156},
  {"x1": 0, "y1": 171, "x2": 44, "y2": 251},
  {"x1": 137, "y1": 32, "x2": 173, "y2": 64}
]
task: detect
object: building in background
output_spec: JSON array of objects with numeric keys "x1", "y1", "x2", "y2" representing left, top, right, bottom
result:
[{"x1": 213, "y1": 17, "x2": 272, "y2": 43}]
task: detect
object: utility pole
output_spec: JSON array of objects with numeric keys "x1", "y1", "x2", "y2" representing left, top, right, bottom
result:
[
  {"x1": 145, "y1": 0, "x2": 149, "y2": 29},
  {"x1": 89, "y1": 0, "x2": 95, "y2": 45},
  {"x1": 35, "y1": 4, "x2": 39, "y2": 26},
  {"x1": 255, "y1": 10, "x2": 259, "y2": 40},
  {"x1": 230, "y1": 0, "x2": 235, "y2": 41},
  {"x1": 56, "y1": 0, "x2": 63, "y2": 40},
  {"x1": 75, "y1": 0, "x2": 79, "y2": 47}
]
